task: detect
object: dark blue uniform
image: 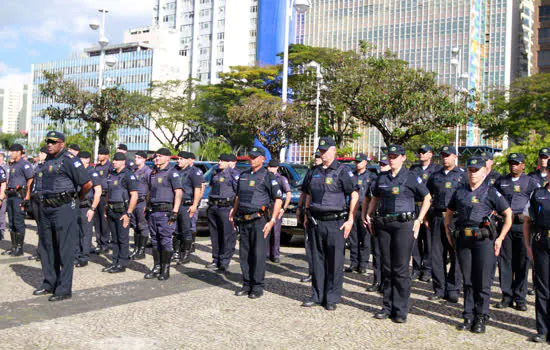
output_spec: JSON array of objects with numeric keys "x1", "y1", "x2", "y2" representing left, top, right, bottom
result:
[
  {"x1": 75, "y1": 167, "x2": 100, "y2": 264},
  {"x1": 372, "y1": 167, "x2": 429, "y2": 319},
  {"x1": 410, "y1": 162, "x2": 441, "y2": 279},
  {"x1": 348, "y1": 169, "x2": 375, "y2": 271},
  {"x1": 268, "y1": 172, "x2": 291, "y2": 261},
  {"x1": 130, "y1": 165, "x2": 152, "y2": 259},
  {"x1": 426, "y1": 166, "x2": 466, "y2": 300},
  {"x1": 235, "y1": 167, "x2": 282, "y2": 294},
  {"x1": 106, "y1": 168, "x2": 138, "y2": 268},
  {"x1": 447, "y1": 183, "x2": 509, "y2": 323},
  {"x1": 38, "y1": 149, "x2": 91, "y2": 297},
  {"x1": 494, "y1": 173, "x2": 539, "y2": 306},
  {"x1": 305, "y1": 160, "x2": 357, "y2": 306},
  {"x1": 0, "y1": 167, "x2": 7, "y2": 245},
  {"x1": 208, "y1": 166, "x2": 239, "y2": 268},
  {"x1": 484, "y1": 169, "x2": 502, "y2": 186},
  {"x1": 526, "y1": 186, "x2": 550, "y2": 338},
  {"x1": 6, "y1": 157, "x2": 33, "y2": 254},
  {"x1": 529, "y1": 169, "x2": 549, "y2": 188},
  {"x1": 94, "y1": 160, "x2": 112, "y2": 251}
]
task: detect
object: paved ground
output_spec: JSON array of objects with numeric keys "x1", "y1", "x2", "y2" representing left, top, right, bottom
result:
[{"x1": 0, "y1": 221, "x2": 545, "y2": 349}]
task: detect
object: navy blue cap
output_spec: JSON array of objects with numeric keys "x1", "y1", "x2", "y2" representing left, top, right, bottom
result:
[
  {"x1": 480, "y1": 151, "x2": 493, "y2": 160},
  {"x1": 387, "y1": 144, "x2": 406, "y2": 156},
  {"x1": 117, "y1": 144, "x2": 128, "y2": 151},
  {"x1": 9, "y1": 144, "x2": 24, "y2": 152},
  {"x1": 227, "y1": 154, "x2": 237, "y2": 161},
  {"x1": 39, "y1": 146, "x2": 48, "y2": 153},
  {"x1": 219, "y1": 153, "x2": 232, "y2": 161},
  {"x1": 355, "y1": 153, "x2": 368, "y2": 162},
  {"x1": 508, "y1": 153, "x2": 525, "y2": 163},
  {"x1": 248, "y1": 146, "x2": 266, "y2": 157},
  {"x1": 539, "y1": 148, "x2": 550, "y2": 157},
  {"x1": 318, "y1": 137, "x2": 336, "y2": 151},
  {"x1": 440, "y1": 145, "x2": 457, "y2": 155},
  {"x1": 379, "y1": 154, "x2": 389, "y2": 164},
  {"x1": 68, "y1": 144, "x2": 80, "y2": 151},
  {"x1": 45, "y1": 131, "x2": 65, "y2": 142},
  {"x1": 418, "y1": 144, "x2": 433, "y2": 153},
  {"x1": 466, "y1": 157, "x2": 486, "y2": 169}
]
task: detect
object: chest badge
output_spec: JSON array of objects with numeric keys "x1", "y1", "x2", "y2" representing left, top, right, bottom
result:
[
  {"x1": 422, "y1": 173, "x2": 428, "y2": 180},
  {"x1": 11, "y1": 168, "x2": 15, "y2": 174},
  {"x1": 157, "y1": 177, "x2": 163, "y2": 184},
  {"x1": 113, "y1": 180, "x2": 119, "y2": 186},
  {"x1": 358, "y1": 179, "x2": 363, "y2": 185},
  {"x1": 471, "y1": 196, "x2": 480, "y2": 204},
  {"x1": 325, "y1": 177, "x2": 334, "y2": 185},
  {"x1": 513, "y1": 185, "x2": 521, "y2": 192},
  {"x1": 392, "y1": 186, "x2": 400, "y2": 195},
  {"x1": 219, "y1": 177, "x2": 225, "y2": 183},
  {"x1": 249, "y1": 180, "x2": 256, "y2": 187},
  {"x1": 445, "y1": 181, "x2": 452, "y2": 189},
  {"x1": 48, "y1": 166, "x2": 53, "y2": 172},
  {"x1": 100, "y1": 170, "x2": 104, "y2": 176},
  {"x1": 39, "y1": 172, "x2": 43, "y2": 177},
  {"x1": 490, "y1": 179, "x2": 496, "y2": 185}
]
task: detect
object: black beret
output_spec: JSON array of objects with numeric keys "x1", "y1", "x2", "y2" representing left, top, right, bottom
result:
[
  {"x1": 117, "y1": 144, "x2": 128, "y2": 151},
  {"x1": 78, "y1": 151, "x2": 91, "y2": 159},
  {"x1": 135, "y1": 151, "x2": 147, "y2": 159},
  {"x1": 98, "y1": 146, "x2": 110, "y2": 155},
  {"x1": 9, "y1": 144, "x2": 24, "y2": 152},
  {"x1": 268, "y1": 159, "x2": 279, "y2": 167},
  {"x1": 227, "y1": 154, "x2": 237, "y2": 161},
  {"x1": 68, "y1": 144, "x2": 80, "y2": 151},
  {"x1": 156, "y1": 148, "x2": 172, "y2": 157},
  {"x1": 39, "y1": 146, "x2": 48, "y2": 153},
  {"x1": 113, "y1": 152, "x2": 126, "y2": 161},
  {"x1": 218, "y1": 153, "x2": 232, "y2": 161}
]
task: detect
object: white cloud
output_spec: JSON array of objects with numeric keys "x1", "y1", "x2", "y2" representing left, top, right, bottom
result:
[
  {"x1": 0, "y1": 61, "x2": 22, "y2": 76},
  {"x1": 0, "y1": 28, "x2": 19, "y2": 49}
]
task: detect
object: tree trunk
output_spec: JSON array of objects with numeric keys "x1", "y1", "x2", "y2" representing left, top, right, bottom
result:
[{"x1": 99, "y1": 122, "x2": 110, "y2": 148}]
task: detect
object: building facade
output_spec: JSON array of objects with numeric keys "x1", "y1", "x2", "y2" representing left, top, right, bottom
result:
[
  {"x1": 534, "y1": 0, "x2": 550, "y2": 72},
  {"x1": 0, "y1": 76, "x2": 31, "y2": 135}
]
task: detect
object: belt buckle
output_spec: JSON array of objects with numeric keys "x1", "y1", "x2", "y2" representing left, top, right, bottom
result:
[
  {"x1": 441, "y1": 211, "x2": 446, "y2": 218},
  {"x1": 464, "y1": 228, "x2": 473, "y2": 237},
  {"x1": 546, "y1": 230, "x2": 550, "y2": 238},
  {"x1": 244, "y1": 214, "x2": 252, "y2": 220}
]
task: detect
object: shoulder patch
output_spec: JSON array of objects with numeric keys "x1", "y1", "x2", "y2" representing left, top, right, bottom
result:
[
  {"x1": 66, "y1": 153, "x2": 74, "y2": 158},
  {"x1": 348, "y1": 171, "x2": 354, "y2": 177},
  {"x1": 92, "y1": 172, "x2": 98, "y2": 177},
  {"x1": 495, "y1": 190, "x2": 502, "y2": 197},
  {"x1": 417, "y1": 177, "x2": 422, "y2": 184},
  {"x1": 271, "y1": 179, "x2": 278, "y2": 186},
  {"x1": 196, "y1": 171, "x2": 202, "y2": 176},
  {"x1": 172, "y1": 172, "x2": 179, "y2": 178},
  {"x1": 73, "y1": 160, "x2": 82, "y2": 168},
  {"x1": 24, "y1": 164, "x2": 30, "y2": 169},
  {"x1": 235, "y1": 175, "x2": 240, "y2": 180},
  {"x1": 130, "y1": 175, "x2": 136, "y2": 180}
]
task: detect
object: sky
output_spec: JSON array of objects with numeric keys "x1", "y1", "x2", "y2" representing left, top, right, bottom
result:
[{"x1": 0, "y1": 0, "x2": 153, "y2": 79}]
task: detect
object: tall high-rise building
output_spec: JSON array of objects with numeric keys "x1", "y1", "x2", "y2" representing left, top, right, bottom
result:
[
  {"x1": 534, "y1": 0, "x2": 550, "y2": 72},
  {"x1": 152, "y1": 0, "x2": 260, "y2": 84},
  {"x1": 0, "y1": 75, "x2": 31, "y2": 136}
]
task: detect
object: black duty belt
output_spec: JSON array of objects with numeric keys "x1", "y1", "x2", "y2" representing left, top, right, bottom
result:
[
  {"x1": 209, "y1": 198, "x2": 234, "y2": 207},
  {"x1": 107, "y1": 202, "x2": 127, "y2": 213},
  {"x1": 79, "y1": 199, "x2": 92, "y2": 208},
  {"x1": 137, "y1": 197, "x2": 146, "y2": 203},
  {"x1": 375, "y1": 212, "x2": 416, "y2": 224},
  {"x1": 181, "y1": 200, "x2": 193, "y2": 206},
  {"x1": 6, "y1": 187, "x2": 25, "y2": 198},
  {"x1": 310, "y1": 211, "x2": 347, "y2": 222},
  {"x1": 235, "y1": 211, "x2": 264, "y2": 222},
  {"x1": 41, "y1": 191, "x2": 76, "y2": 208},
  {"x1": 151, "y1": 203, "x2": 173, "y2": 213}
]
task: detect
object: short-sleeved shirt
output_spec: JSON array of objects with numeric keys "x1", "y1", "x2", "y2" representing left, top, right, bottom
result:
[
  {"x1": 149, "y1": 166, "x2": 183, "y2": 204},
  {"x1": 528, "y1": 169, "x2": 549, "y2": 188},
  {"x1": 274, "y1": 172, "x2": 291, "y2": 194},
  {"x1": 106, "y1": 168, "x2": 138, "y2": 203},
  {"x1": 209, "y1": 167, "x2": 239, "y2": 200},
  {"x1": 447, "y1": 182, "x2": 509, "y2": 227},
  {"x1": 525, "y1": 186, "x2": 550, "y2": 230},
  {"x1": 427, "y1": 166, "x2": 467, "y2": 211},
  {"x1": 41, "y1": 149, "x2": 91, "y2": 196},
  {"x1": 134, "y1": 165, "x2": 152, "y2": 198},
  {"x1": 355, "y1": 169, "x2": 375, "y2": 205},
  {"x1": 484, "y1": 169, "x2": 502, "y2": 186},
  {"x1": 7, "y1": 158, "x2": 34, "y2": 189},
  {"x1": 178, "y1": 165, "x2": 204, "y2": 202},
  {"x1": 372, "y1": 167, "x2": 429, "y2": 215},
  {"x1": 410, "y1": 162, "x2": 442, "y2": 183},
  {"x1": 494, "y1": 173, "x2": 539, "y2": 214},
  {"x1": 236, "y1": 167, "x2": 282, "y2": 214},
  {"x1": 84, "y1": 166, "x2": 101, "y2": 201},
  {"x1": 95, "y1": 160, "x2": 112, "y2": 191},
  {"x1": 304, "y1": 160, "x2": 358, "y2": 213}
]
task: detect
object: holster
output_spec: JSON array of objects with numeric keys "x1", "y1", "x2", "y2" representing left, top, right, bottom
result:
[{"x1": 108, "y1": 202, "x2": 127, "y2": 213}]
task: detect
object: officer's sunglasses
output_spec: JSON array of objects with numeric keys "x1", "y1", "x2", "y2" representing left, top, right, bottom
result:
[{"x1": 46, "y1": 139, "x2": 63, "y2": 144}]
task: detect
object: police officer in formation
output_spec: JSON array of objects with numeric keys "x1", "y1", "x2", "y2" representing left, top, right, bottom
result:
[
  {"x1": 267, "y1": 159, "x2": 292, "y2": 264},
  {"x1": 129, "y1": 151, "x2": 151, "y2": 260},
  {"x1": 481, "y1": 151, "x2": 501, "y2": 186},
  {"x1": 74, "y1": 151, "x2": 102, "y2": 268},
  {"x1": 173, "y1": 151, "x2": 203, "y2": 265},
  {"x1": 33, "y1": 131, "x2": 92, "y2": 301},
  {"x1": 410, "y1": 144, "x2": 441, "y2": 282},
  {"x1": 4, "y1": 143, "x2": 33, "y2": 257},
  {"x1": 493, "y1": 153, "x2": 539, "y2": 310},
  {"x1": 425, "y1": 146, "x2": 465, "y2": 303},
  {"x1": 94, "y1": 146, "x2": 112, "y2": 254},
  {"x1": 446, "y1": 156, "x2": 512, "y2": 333},
  {"x1": 207, "y1": 153, "x2": 239, "y2": 271},
  {"x1": 347, "y1": 153, "x2": 374, "y2": 274},
  {"x1": 529, "y1": 148, "x2": 550, "y2": 187},
  {"x1": 102, "y1": 152, "x2": 138, "y2": 273},
  {"x1": 302, "y1": 137, "x2": 358, "y2": 311},
  {"x1": 230, "y1": 146, "x2": 282, "y2": 299},
  {"x1": 27, "y1": 147, "x2": 47, "y2": 261},
  {"x1": 366, "y1": 144, "x2": 431, "y2": 323},
  {"x1": 145, "y1": 148, "x2": 182, "y2": 281}
]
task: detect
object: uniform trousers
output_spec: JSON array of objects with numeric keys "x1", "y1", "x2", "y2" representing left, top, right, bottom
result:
[
  {"x1": 430, "y1": 215, "x2": 462, "y2": 297},
  {"x1": 238, "y1": 217, "x2": 269, "y2": 293},
  {"x1": 75, "y1": 207, "x2": 94, "y2": 262},
  {"x1": 7, "y1": 196, "x2": 25, "y2": 235},
  {"x1": 533, "y1": 236, "x2": 550, "y2": 335},
  {"x1": 107, "y1": 209, "x2": 130, "y2": 267},
  {"x1": 131, "y1": 201, "x2": 149, "y2": 237},
  {"x1": 149, "y1": 211, "x2": 175, "y2": 251},
  {"x1": 349, "y1": 210, "x2": 371, "y2": 268},
  {"x1": 93, "y1": 197, "x2": 110, "y2": 249},
  {"x1": 498, "y1": 224, "x2": 529, "y2": 304},
  {"x1": 207, "y1": 205, "x2": 236, "y2": 266}
]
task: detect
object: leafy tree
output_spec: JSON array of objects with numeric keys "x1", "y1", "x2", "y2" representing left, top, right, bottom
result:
[
  {"x1": 39, "y1": 71, "x2": 142, "y2": 148},
  {"x1": 227, "y1": 93, "x2": 313, "y2": 158},
  {"x1": 198, "y1": 136, "x2": 232, "y2": 161},
  {"x1": 0, "y1": 132, "x2": 24, "y2": 150},
  {"x1": 493, "y1": 134, "x2": 550, "y2": 174}
]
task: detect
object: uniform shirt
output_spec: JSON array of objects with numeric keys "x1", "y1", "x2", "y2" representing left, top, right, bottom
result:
[
  {"x1": 106, "y1": 168, "x2": 138, "y2": 203},
  {"x1": 7, "y1": 158, "x2": 33, "y2": 189},
  {"x1": 427, "y1": 166, "x2": 467, "y2": 211},
  {"x1": 32, "y1": 162, "x2": 46, "y2": 193},
  {"x1": 274, "y1": 172, "x2": 291, "y2": 194},
  {"x1": 355, "y1": 169, "x2": 375, "y2": 207},
  {"x1": 372, "y1": 167, "x2": 429, "y2": 215},
  {"x1": 528, "y1": 169, "x2": 548, "y2": 188},
  {"x1": 84, "y1": 167, "x2": 101, "y2": 201},
  {"x1": 149, "y1": 166, "x2": 182, "y2": 204},
  {"x1": 177, "y1": 165, "x2": 204, "y2": 202},
  {"x1": 134, "y1": 165, "x2": 152, "y2": 199},
  {"x1": 304, "y1": 160, "x2": 358, "y2": 213},
  {"x1": 236, "y1": 167, "x2": 282, "y2": 214},
  {"x1": 94, "y1": 160, "x2": 112, "y2": 191},
  {"x1": 0, "y1": 167, "x2": 7, "y2": 187},
  {"x1": 494, "y1": 173, "x2": 539, "y2": 214},
  {"x1": 484, "y1": 169, "x2": 501, "y2": 186},
  {"x1": 209, "y1": 167, "x2": 239, "y2": 200},
  {"x1": 447, "y1": 182, "x2": 509, "y2": 227},
  {"x1": 525, "y1": 185, "x2": 550, "y2": 230},
  {"x1": 410, "y1": 162, "x2": 442, "y2": 183},
  {"x1": 40, "y1": 149, "x2": 91, "y2": 196}
]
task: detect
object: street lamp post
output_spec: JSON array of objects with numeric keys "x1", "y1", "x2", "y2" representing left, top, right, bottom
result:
[
  {"x1": 451, "y1": 47, "x2": 468, "y2": 152},
  {"x1": 307, "y1": 61, "x2": 322, "y2": 151}
]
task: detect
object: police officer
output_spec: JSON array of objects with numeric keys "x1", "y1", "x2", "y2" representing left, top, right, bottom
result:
[
  {"x1": 116, "y1": 144, "x2": 135, "y2": 171},
  {"x1": 102, "y1": 152, "x2": 138, "y2": 273},
  {"x1": 207, "y1": 153, "x2": 239, "y2": 271},
  {"x1": 523, "y1": 170, "x2": 550, "y2": 342},
  {"x1": 94, "y1": 146, "x2": 112, "y2": 254},
  {"x1": 296, "y1": 151, "x2": 323, "y2": 283},
  {"x1": 410, "y1": 144, "x2": 441, "y2": 281},
  {"x1": 145, "y1": 148, "x2": 182, "y2": 281},
  {"x1": 446, "y1": 157, "x2": 512, "y2": 333},
  {"x1": 129, "y1": 151, "x2": 151, "y2": 260},
  {"x1": 3, "y1": 143, "x2": 34, "y2": 257},
  {"x1": 68, "y1": 144, "x2": 80, "y2": 156},
  {"x1": 187, "y1": 153, "x2": 204, "y2": 253},
  {"x1": 426, "y1": 146, "x2": 466, "y2": 303},
  {"x1": 346, "y1": 153, "x2": 374, "y2": 274},
  {"x1": 529, "y1": 148, "x2": 550, "y2": 187},
  {"x1": 0, "y1": 152, "x2": 8, "y2": 243},
  {"x1": 267, "y1": 159, "x2": 291, "y2": 263},
  {"x1": 480, "y1": 151, "x2": 501, "y2": 185},
  {"x1": 493, "y1": 153, "x2": 538, "y2": 310},
  {"x1": 174, "y1": 151, "x2": 203, "y2": 265},
  {"x1": 301, "y1": 137, "x2": 358, "y2": 311},
  {"x1": 28, "y1": 148, "x2": 46, "y2": 261},
  {"x1": 229, "y1": 146, "x2": 282, "y2": 299},
  {"x1": 74, "y1": 151, "x2": 102, "y2": 268},
  {"x1": 366, "y1": 145, "x2": 431, "y2": 323},
  {"x1": 32, "y1": 131, "x2": 92, "y2": 301}
]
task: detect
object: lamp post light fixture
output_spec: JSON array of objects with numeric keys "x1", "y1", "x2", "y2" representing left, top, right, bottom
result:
[{"x1": 450, "y1": 47, "x2": 469, "y2": 153}]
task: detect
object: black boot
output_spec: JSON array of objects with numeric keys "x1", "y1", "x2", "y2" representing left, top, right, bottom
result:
[
  {"x1": 178, "y1": 239, "x2": 193, "y2": 265},
  {"x1": 134, "y1": 235, "x2": 147, "y2": 260},
  {"x1": 171, "y1": 237, "x2": 181, "y2": 263},
  {"x1": 191, "y1": 231, "x2": 197, "y2": 253},
  {"x1": 12, "y1": 232, "x2": 24, "y2": 257},
  {"x1": 2, "y1": 231, "x2": 15, "y2": 255},
  {"x1": 158, "y1": 250, "x2": 172, "y2": 281},
  {"x1": 129, "y1": 234, "x2": 141, "y2": 260},
  {"x1": 144, "y1": 248, "x2": 161, "y2": 279}
]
